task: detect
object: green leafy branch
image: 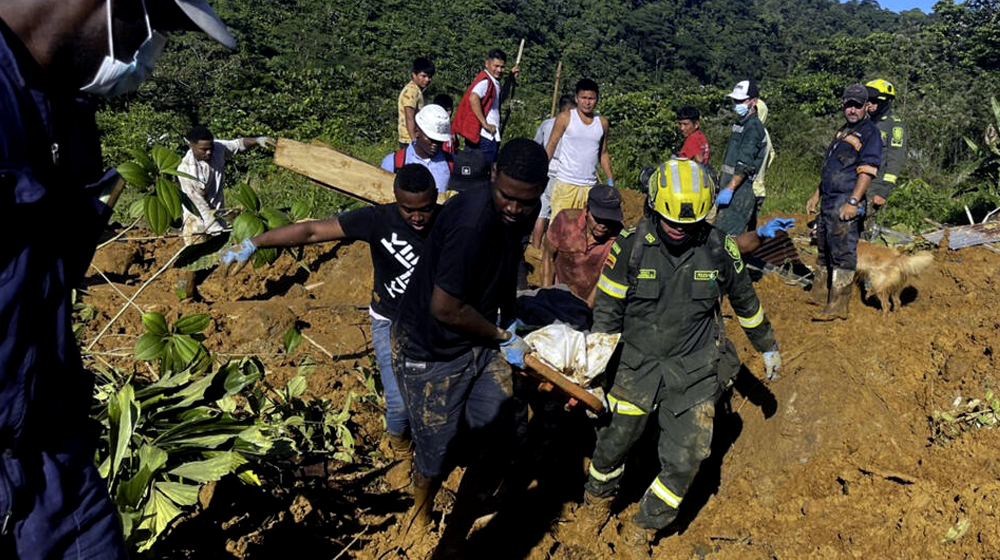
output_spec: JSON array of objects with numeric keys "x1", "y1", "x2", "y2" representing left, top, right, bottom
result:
[
  {"x1": 930, "y1": 390, "x2": 1000, "y2": 445},
  {"x1": 117, "y1": 147, "x2": 198, "y2": 235}
]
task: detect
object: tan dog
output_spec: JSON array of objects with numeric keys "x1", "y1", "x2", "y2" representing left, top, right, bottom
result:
[{"x1": 855, "y1": 241, "x2": 934, "y2": 312}]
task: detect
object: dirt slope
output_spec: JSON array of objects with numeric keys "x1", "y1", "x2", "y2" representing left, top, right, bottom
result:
[{"x1": 78, "y1": 220, "x2": 1000, "y2": 559}]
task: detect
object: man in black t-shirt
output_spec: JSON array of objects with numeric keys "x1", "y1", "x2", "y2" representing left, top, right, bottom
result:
[
  {"x1": 221, "y1": 164, "x2": 438, "y2": 490},
  {"x1": 391, "y1": 139, "x2": 548, "y2": 551}
]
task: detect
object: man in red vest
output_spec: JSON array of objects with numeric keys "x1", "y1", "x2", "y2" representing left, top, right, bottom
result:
[{"x1": 452, "y1": 48, "x2": 519, "y2": 163}]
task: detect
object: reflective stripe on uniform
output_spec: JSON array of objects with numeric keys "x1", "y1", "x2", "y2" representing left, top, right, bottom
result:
[
  {"x1": 649, "y1": 477, "x2": 683, "y2": 508},
  {"x1": 608, "y1": 394, "x2": 647, "y2": 416},
  {"x1": 589, "y1": 462, "x2": 625, "y2": 482},
  {"x1": 598, "y1": 274, "x2": 628, "y2": 299},
  {"x1": 883, "y1": 173, "x2": 898, "y2": 184},
  {"x1": 720, "y1": 164, "x2": 736, "y2": 175},
  {"x1": 857, "y1": 164, "x2": 878, "y2": 176},
  {"x1": 843, "y1": 135, "x2": 862, "y2": 151},
  {"x1": 737, "y1": 304, "x2": 765, "y2": 329}
]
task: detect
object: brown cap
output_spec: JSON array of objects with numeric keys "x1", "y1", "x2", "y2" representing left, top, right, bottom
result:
[{"x1": 587, "y1": 185, "x2": 623, "y2": 223}]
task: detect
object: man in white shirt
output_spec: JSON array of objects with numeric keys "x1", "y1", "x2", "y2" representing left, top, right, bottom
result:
[
  {"x1": 530, "y1": 94, "x2": 576, "y2": 248},
  {"x1": 178, "y1": 126, "x2": 274, "y2": 245},
  {"x1": 453, "y1": 48, "x2": 520, "y2": 164}
]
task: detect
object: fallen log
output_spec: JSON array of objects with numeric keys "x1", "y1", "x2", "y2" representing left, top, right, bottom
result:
[{"x1": 523, "y1": 354, "x2": 605, "y2": 413}]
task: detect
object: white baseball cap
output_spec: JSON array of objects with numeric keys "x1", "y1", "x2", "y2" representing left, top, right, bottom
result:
[
  {"x1": 727, "y1": 79, "x2": 760, "y2": 101},
  {"x1": 415, "y1": 104, "x2": 452, "y2": 143},
  {"x1": 175, "y1": 0, "x2": 236, "y2": 49}
]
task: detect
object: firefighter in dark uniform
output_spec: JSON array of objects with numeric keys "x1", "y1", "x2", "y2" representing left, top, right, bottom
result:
[
  {"x1": 864, "y1": 78, "x2": 906, "y2": 241},
  {"x1": 806, "y1": 84, "x2": 883, "y2": 320},
  {"x1": 577, "y1": 158, "x2": 782, "y2": 555}
]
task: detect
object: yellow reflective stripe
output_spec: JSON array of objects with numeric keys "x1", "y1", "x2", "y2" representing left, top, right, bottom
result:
[
  {"x1": 883, "y1": 173, "x2": 898, "y2": 184},
  {"x1": 589, "y1": 463, "x2": 625, "y2": 482},
  {"x1": 649, "y1": 478, "x2": 682, "y2": 508},
  {"x1": 597, "y1": 275, "x2": 627, "y2": 299},
  {"x1": 608, "y1": 394, "x2": 647, "y2": 416},
  {"x1": 737, "y1": 304, "x2": 765, "y2": 329}
]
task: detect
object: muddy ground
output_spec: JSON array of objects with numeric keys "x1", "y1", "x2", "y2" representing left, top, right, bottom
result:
[{"x1": 79, "y1": 204, "x2": 1000, "y2": 559}]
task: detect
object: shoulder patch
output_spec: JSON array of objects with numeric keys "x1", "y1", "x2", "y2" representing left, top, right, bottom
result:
[
  {"x1": 644, "y1": 232, "x2": 656, "y2": 243},
  {"x1": 891, "y1": 126, "x2": 904, "y2": 147},
  {"x1": 611, "y1": 241, "x2": 621, "y2": 255},
  {"x1": 724, "y1": 236, "x2": 745, "y2": 273},
  {"x1": 619, "y1": 227, "x2": 635, "y2": 239},
  {"x1": 605, "y1": 253, "x2": 618, "y2": 269},
  {"x1": 637, "y1": 269, "x2": 657, "y2": 280}
]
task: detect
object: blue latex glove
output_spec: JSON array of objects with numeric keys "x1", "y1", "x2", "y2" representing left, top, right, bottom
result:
[
  {"x1": 763, "y1": 350, "x2": 782, "y2": 381},
  {"x1": 716, "y1": 188, "x2": 733, "y2": 207},
  {"x1": 607, "y1": 178, "x2": 614, "y2": 187},
  {"x1": 756, "y1": 217, "x2": 796, "y2": 238},
  {"x1": 221, "y1": 238, "x2": 257, "y2": 265},
  {"x1": 499, "y1": 322, "x2": 531, "y2": 368}
]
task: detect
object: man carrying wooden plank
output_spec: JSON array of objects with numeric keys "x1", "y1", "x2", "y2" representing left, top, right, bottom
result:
[
  {"x1": 391, "y1": 139, "x2": 547, "y2": 554},
  {"x1": 220, "y1": 164, "x2": 440, "y2": 491},
  {"x1": 381, "y1": 104, "x2": 453, "y2": 193}
]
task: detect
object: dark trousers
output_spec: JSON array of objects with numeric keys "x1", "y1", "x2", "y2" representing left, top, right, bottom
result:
[
  {"x1": 468, "y1": 137, "x2": 499, "y2": 164},
  {"x1": 714, "y1": 184, "x2": 756, "y2": 237},
  {"x1": 0, "y1": 440, "x2": 127, "y2": 560},
  {"x1": 816, "y1": 197, "x2": 862, "y2": 270},
  {"x1": 586, "y1": 397, "x2": 716, "y2": 530},
  {"x1": 395, "y1": 346, "x2": 517, "y2": 480}
]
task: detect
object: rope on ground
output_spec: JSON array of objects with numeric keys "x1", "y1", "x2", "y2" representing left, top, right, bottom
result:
[
  {"x1": 331, "y1": 525, "x2": 368, "y2": 560},
  {"x1": 85, "y1": 244, "x2": 185, "y2": 353},
  {"x1": 96, "y1": 217, "x2": 142, "y2": 251},
  {"x1": 89, "y1": 263, "x2": 145, "y2": 315}
]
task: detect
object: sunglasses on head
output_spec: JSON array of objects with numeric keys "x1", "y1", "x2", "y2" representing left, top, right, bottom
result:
[{"x1": 842, "y1": 100, "x2": 866, "y2": 109}]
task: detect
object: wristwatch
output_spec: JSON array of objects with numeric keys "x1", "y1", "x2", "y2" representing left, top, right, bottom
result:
[{"x1": 848, "y1": 197, "x2": 859, "y2": 206}]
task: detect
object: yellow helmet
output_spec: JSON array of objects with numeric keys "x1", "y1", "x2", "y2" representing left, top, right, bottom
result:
[
  {"x1": 647, "y1": 158, "x2": 713, "y2": 223},
  {"x1": 865, "y1": 79, "x2": 895, "y2": 101}
]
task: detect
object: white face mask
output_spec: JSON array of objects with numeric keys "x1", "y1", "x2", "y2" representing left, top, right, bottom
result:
[{"x1": 81, "y1": 0, "x2": 166, "y2": 97}]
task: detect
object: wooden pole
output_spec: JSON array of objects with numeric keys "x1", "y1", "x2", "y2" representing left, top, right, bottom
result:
[
  {"x1": 549, "y1": 60, "x2": 563, "y2": 118},
  {"x1": 515, "y1": 38, "x2": 525, "y2": 66}
]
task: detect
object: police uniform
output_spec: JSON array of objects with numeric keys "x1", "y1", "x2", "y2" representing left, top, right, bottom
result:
[
  {"x1": 585, "y1": 214, "x2": 777, "y2": 530},
  {"x1": 817, "y1": 118, "x2": 882, "y2": 271},
  {"x1": 870, "y1": 109, "x2": 906, "y2": 202}
]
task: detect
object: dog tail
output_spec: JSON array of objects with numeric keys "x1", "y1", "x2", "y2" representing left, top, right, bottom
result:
[{"x1": 901, "y1": 251, "x2": 934, "y2": 276}]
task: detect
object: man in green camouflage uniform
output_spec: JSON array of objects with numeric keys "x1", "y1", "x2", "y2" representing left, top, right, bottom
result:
[{"x1": 577, "y1": 158, "x2": 782, "y2": 555}]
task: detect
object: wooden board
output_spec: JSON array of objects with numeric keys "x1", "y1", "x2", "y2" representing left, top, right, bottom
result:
[
  {"x1": 273, "y1": 138, "x2": 396, "y2": 205},
  {"x1": 523, "y1": 354, "x2": 605, "y2": 413}
]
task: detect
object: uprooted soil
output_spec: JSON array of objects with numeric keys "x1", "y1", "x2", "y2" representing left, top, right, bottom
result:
[{"x1": 78, "y1": 207, "x2": 1000, "y2": 559}]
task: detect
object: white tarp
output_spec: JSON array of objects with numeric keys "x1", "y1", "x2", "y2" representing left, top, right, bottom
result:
[{"x1": 524, "y1": 323, "x2": 620, "y2": 387}]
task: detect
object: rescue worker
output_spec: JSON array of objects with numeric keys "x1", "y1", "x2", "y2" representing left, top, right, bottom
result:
[
  {"x1": 715, "y1": 79, "x2": 768, "y2": 237},
  {"x1": 0, "y1": 0, "x2": 236, "y2": 558},
  {"x1": 864, "y1": 78, "x2": 906, "y2": 240},
  {"x1": 578, "y1": 158, "x2": 782, "y2": 555},
  {"x1": 806, "y1": 84, "x2": 882, "y2": 320}
]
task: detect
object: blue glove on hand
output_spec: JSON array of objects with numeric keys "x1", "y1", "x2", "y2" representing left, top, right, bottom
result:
[
  {"x1": 756, "y1": 217, "x2": 796, "y2": 238},
  {"x1": 607, "y1": 178, "x2": 614, "y2": 187},
  {"x1": 221, "y1": 239, "x2": 257, "y2": 265},
  {"x1": 499, "y1": 322, "x2": 531, "y2": 368},
  {"x1": 763, "y1": 350, "x2": 782, "y2": 381},
  {"x1": 716, "y1": 188, "x2": 734, "y2": 207}
]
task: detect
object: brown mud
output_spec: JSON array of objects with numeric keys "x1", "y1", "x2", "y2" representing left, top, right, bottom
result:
[{"x1": 78, "y1": 212, "x2": 1000, "y2": 559}]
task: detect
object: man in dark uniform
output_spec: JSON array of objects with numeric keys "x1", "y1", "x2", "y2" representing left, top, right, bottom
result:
[
  {"x1": 0, "y1": 1, "x2": 236, "y2": 558},
  {"x1": 577, "y1": 158, "x2": 781, "y2": 555},
  {"x1": 806, "y1": 84, "x2": 883, "y2": 320},
  {"x1": 864, "y1": 78, "x2": 907, "y2": 241},
  {"x1": 714, "y1": 79, "x2": 768, "y2": 237}
]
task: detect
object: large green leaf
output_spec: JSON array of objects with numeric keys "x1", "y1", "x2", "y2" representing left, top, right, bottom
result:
[
  {"x1": 128, "y1": 148, "x2": 157, "y2": 175},
  {"x1": 155, "y1": 481, "x2": 200, "y2": 507},
  {"x1": 219, "y1": 360, "x2": 261, "y2": 397},
  {"x1": 289, "y1": 201, "x2": 311, "y2": 221},
  {"x1": 116, "y1": 445, "x2": 168, "y2": 508},
  {"x1": 285, "y1": 374, "x2": 307, "y2": 400},
  {"x1": 173, "y1": 313, "x2": 211, "y2": 335},
  {"x1": 108, "y1": 384, "x2": 140, "y2": 483},
  {"x1": 142, "y1": 312, "x2": 168, "y2": 336},
  {"x1": 170, "y1": 334, "x2": 204, "y2": 367},
  {"x1": 137, "y1": 487, "x2": 183, "y2": 552},
  {"x1": 151, "y1": 146, "x2": 182, "y2": 172},
  {"x1": 135, "y1": 332, "x2": 167, "y2": 361},
  {"x1": 232, "y1": 182, "x2": 261, "y2": 213},
  {"x1": 160, "y1": 167, "x2": 197, "y2": 181},
  {"x1": 231, "y1": 212, "x2": 265, "y2": 243},
  {"x1": 117, "y1": 161, "x2": 151, "y2": 189},
  {"x1": 260, "y1": 207, "x2": 292, "y2": 230},
  {"x1": 164, "y1": 432, "x2": 238, "y2": 449},
  {"x1": 168, "y1": 452, "x2": 247, "y2": 483},
  {"x1": 144, "y1": 194, "x2": 170, "y2": 235},
  {"x1": 155, "y1": 177, "x2": 182, "y2": 221}
]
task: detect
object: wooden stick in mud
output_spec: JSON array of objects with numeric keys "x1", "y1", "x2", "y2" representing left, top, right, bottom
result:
[
  {"x1": 523, "y1": 354, "x2": 605, "y2": 413},
  {"x1": 549, "y1": 60, "x2": 562, "y2": 118}
]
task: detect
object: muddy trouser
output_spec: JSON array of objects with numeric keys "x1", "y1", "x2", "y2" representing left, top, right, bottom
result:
[
  {"x1": 816, "y1": 196, "x2": 862, "y2": 270},
  {"x1": 0, "y1": 439, "x2": 127, "y2": 560},
  {"x1": 395, "y1": 346, "x2": 517, "y2": 480},
  {"x1": 586, "y1": 391, "x2": 715, "y2": 530},
  {"x1": 370, "y1": 316, "x2": 408, "y2": 437},
  {"x1": 713, "y1": 184, "x2": 756, "y2": 237}
]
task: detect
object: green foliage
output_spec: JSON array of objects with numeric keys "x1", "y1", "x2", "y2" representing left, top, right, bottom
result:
[
  {"x1": 117, "y1": 147, "x2": 196, "y2": 235},
  {"x1": 228, "y1": 181, "x2": 293, "y2": 267}
]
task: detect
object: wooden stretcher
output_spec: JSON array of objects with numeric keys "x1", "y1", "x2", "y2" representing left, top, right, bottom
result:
[{"x1": 523, "y1": 354, "x2": 605, "y2": 413}]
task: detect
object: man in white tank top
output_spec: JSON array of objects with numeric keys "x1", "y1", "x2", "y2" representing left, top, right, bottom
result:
[{"x1": 545, "y1": 79, "x2": 614, "y2": 219}]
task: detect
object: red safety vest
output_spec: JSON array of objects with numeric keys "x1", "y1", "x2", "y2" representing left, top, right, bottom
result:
[{"x1": 452, "y1": 70, "x2": 497, "y2": 144}]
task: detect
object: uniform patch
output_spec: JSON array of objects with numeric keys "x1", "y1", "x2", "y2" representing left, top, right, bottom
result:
[
  {"x1": 644, "y1": 233, "x2": 656, "y2": 243},
  {"x1": 619, "y1": 227, "x2": 634, "y2": 239},
  {"x1": 611, "y1": 241, "x2": 621, "y2": 255},
  {"x1": 891, "y1": 126, "x2": 904, "y2": 147},
  {"x1": 637, "y1": 269, "x2": 657, "y2": 280},
  {"x1": 724, "y1": 236, "x2": 745, "y2": 273},
  {"x1": 605, "y1": 253, "x2": 618, "y2": 269},
  {"x1": 694, "y1": 270, "x2": 718, "y2": 281}
]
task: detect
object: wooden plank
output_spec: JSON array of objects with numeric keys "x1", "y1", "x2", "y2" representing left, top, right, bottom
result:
[
  {"x1": 523, "y1": 354, "x2": 605, "y2": 413},
  {"x1": 273, "y1": 138, "x2": 395, "y2": 205}
]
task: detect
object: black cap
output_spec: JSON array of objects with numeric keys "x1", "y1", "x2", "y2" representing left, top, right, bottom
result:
[
  {"x1": 842, "y1": 84, "x2": 868, "y2": 104},
  {"x1": 448, "y1": 149, "x2": 491, "y2": 192},
  {"x1": 587, "y1": 185, "x2": 624, "y2": 223}
]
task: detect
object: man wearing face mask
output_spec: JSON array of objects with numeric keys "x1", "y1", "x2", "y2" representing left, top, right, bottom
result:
[
  {"x1": 576, "y1": 158, "x2": 780, "y2": 555},
  {"x1": 0, "y1": 1, "x2": 235, "y2": 558},
  {"x1": 714, "y1": 79, "x2": 768, "y2": 238}
]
